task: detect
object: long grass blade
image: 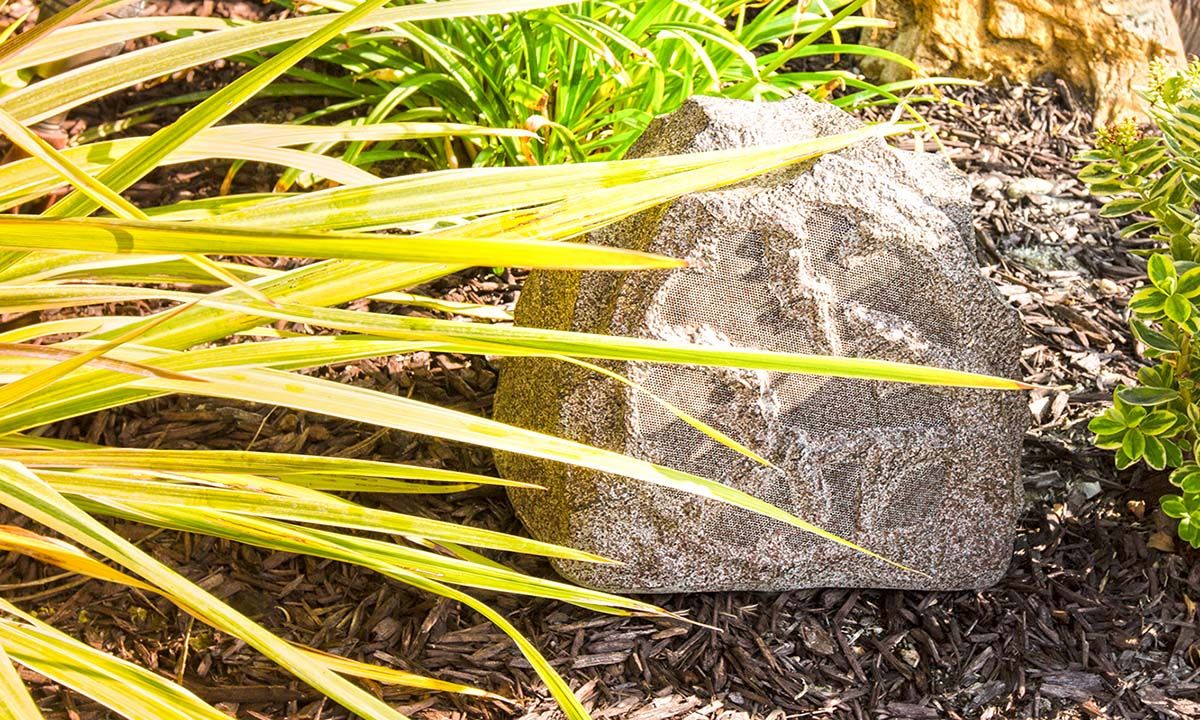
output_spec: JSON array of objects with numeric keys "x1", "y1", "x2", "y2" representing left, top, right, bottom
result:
[
  {"x1": 0, "y1": 462, "x2": 414, "y2": 720},
  {"x1": 0, "y1": 216, "x2": 687, "y2": 270},
  {"x1": 0, "y1": 302, "x2": 200, "y2": 410},
  {"x1": 0, "y1": 643, "x2": 43, "y2": 720}
]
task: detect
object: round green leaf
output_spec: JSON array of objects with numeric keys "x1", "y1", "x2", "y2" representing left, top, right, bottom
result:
[
  {"x1": 1117, "y1": 386, "x2": 1180, "y2": 406},
  {"x1": 1182, "y1": 473, "x2": 1200, "y2": 494},
  {"x1": 1162, "y1": 438, "x2": 1185, "y2": 467},
  {"x1": 1122, "y1": 428, "x2": 1146, "y2": 460},
  {"x1": 1093, "y1": 432, "x2": 1125, "y2": 450},
  {"x1": 1139, "y1": 410, "x2": 1177, "y2": 435},
  {"x1": 1101, "y1": 196, "x2": 1146, "y2": 218},
  {"x1": 1131, "y1": 319, "x2": 1180, "y2": 353},
  {"x1": 1130, "y1": 288, "x2": 1168, "y2": 314},
  {"x1": 1165, "y1": 293, "x2": 1192, "y2": 323},
  {"x1": 1170, "y1": 467, "x2": 1199, "y2": 486},
  {"x1": 1179, "y1": 266, "x2": 1200, "y2": 297},
  {"x1": 1148, "y1": 253, "x2": 1178, "y2": 290},
  {"x1": 1180, "y1": 517, "x2": 1197, "y2": 543},
  {"x1": 1143, "y1": 435, "x2": 1167, "y2": 470},
  {"x1": 1162, "y1": 494, "x2": 1188, "y2": 518},
  {"x1": 1088, "y1": 415, "x2": 1127, "y2": 435}
]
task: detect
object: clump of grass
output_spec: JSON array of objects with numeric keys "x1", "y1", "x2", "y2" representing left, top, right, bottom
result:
[
  {"x1": 0, "y1": 2, "x2": 1022, "y2": 718},
  {"x1": 252, "y1": 0, "x2": 948, "y2": 170}
]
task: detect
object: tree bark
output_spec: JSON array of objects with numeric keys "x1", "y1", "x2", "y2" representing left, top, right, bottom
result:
[{"x1": 863, "y1": 0, "x2": 1186, "y2": 126}]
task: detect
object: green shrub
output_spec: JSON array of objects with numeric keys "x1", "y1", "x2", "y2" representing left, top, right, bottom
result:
[
  {"x1": 1078, "y1": 61, "x2": 1200, "y2": 548},
  {"x1": 250, "y1": 0, "x2": 946, "y2": 170}
]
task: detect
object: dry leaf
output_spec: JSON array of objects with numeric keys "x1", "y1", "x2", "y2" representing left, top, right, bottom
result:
[{"x1": 1148, "y1": 531, "x2": 1176, "y2": 553}]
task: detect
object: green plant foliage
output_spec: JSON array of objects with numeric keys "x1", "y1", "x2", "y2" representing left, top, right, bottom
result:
[
  {"x1": 1079, "y1": 59, "x2": 1200, "y2": 549},
  {"x1": 251, "y1": 0, "x2": 947, "y2": 169},
  {"x1": 0, "y1": 2, "x2": 1017, "y2": 718}
]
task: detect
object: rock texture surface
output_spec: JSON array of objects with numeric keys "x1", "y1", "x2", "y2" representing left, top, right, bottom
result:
[
  {"x1": 863, "y1": 0, "x2": 1185, "y2": 127},
  {"x1": 493, "y1": 94, "x2": 1027, "y2": 593}
]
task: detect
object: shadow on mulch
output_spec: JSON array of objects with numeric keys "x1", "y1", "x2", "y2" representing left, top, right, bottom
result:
[{"x1": 0, "y1": 42, "x2": 1197, "y2": 719}]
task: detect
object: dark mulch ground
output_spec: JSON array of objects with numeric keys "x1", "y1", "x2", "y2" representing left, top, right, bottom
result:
[{"x1": 1, "y1": 8, "x2": 1198, "y2": 717}]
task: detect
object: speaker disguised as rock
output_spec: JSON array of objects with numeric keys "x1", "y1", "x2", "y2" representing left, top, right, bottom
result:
[{"x1": 493, "y1": 95, "x2": 1026, "y2": 593}]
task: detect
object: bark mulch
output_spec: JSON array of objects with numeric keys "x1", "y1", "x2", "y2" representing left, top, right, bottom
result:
[{"x1": 0, "y1": 34, "x2": 1197, "y2": 720}]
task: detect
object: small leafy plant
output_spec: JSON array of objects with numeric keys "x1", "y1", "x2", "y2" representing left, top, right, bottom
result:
[
  {"x1": 245, "y1": 0, "x2": 948, "y2": 170},
  {"x1": 1078, "y1": 60, "x2": 1200, "y2": 548}
]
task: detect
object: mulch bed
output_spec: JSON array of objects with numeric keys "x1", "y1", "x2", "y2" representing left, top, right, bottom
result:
[{"x1": 0, "y1": 10, "x2": 1197, "y2": 717}]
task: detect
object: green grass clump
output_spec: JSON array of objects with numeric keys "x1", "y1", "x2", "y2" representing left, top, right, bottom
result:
[{"x1": 243, "y1": 0, "x2": 948, "y2": 171}]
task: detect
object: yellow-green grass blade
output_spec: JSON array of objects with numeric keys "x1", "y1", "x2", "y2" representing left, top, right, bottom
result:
[
  {"x1": 0, "y1": 341, "x2": 201, "y2": 383},
  {"x1": 0, "y1": 597, "x2": 260, "y2": 720},
  {"x1": 0, "y1": 139, "x2": 378, "y2": 210},
  {"x1": 142, "y1": 193, "x2": 293, "y2": 221},
  {"x1": 0, "y1": 324, "x2": 433, "y2": 373},
  {"x1": 0, "y1": 9, "x2": 33, "y2": 48},
  {"x1": 0, "y1": 0, "x2": 135, "y2": 69},
  {"x1": 6, "y1": 135, "x2": 811, "y2": 282},
  {"x1": 0, "y1": 251, "x2": 266, "y2": 286},
  {"x1": 0, "y1": 0, "x2": 575, "y2": 125},
  {"x1": 0, "y1": 123, "x2": 537, "y2": 209},
  {"x1": 212, "y1": 121, "x2": 534, "y2": 145},
  {"x1": 40, "y1": 469, "x2": 605, "y2": 562},
  {"x1": 90, "y1": 502, "x2": 668, "y2": 616},
  {"x1": 0, "y1": 215, "x2": 688, "y2": 271},
  {"x1": 136, "y1": 365, "x2": 909, "y2": 569},
  {"x1": 0, "y1": 445, "x2": 539, "y2": 489},
  {"x1": 0, "y1": 334, "x2": 904, "y2": 569},
  {"x1": 371, "y1": 291, "x2": 513, "y2": 320},
  {"x1": 0, "y1": 617, "x2": 230, "y2": 720},
  {"x1": 0, "y1": 325, "x2": 1016, "y2": 548},
  {"x1": 0, "y1": 108, "x2": 144, "y2": 219},
  {"x1": 0, "y1": 316, "x2": 135, "y2": 343},
  {"x1": 0, "y1": 302, "x2": 201, "y2": 410},
  {"x1": 0, "y1": 643, "x2": 43, "y2": 720},
  {"x1": 209, "y1": 124, "x2": 910, "y2": 232},
  {"x1": 0, "y1": 533, "x2": 509, "y2": 702},
  {"x1": 0, "y1": 118, "x2": 544, "y2": 206},
  {"x1": 408, "y1": 538, "x2": 635, "y2": 617},
  {"x1": 81, "y1": 125, "x2": 910, "y2": 352},
  {"x1": 299, "y1": 648, "x2": 511, "y2": 702},
  {"x1": 0, "y1": 283, "x2": 1021, "y2": 414},
  {"x1": 0, "y1": 461, "x2": 413, "y2": 720},
  {"x1": 46, "y1": 463, "x2": 486, "y2": 496},
  {"x1": 388, "y1": 568, "x2": 589, "y2": 719},
  {"x1": 0, "y1": 284, "x2": 189, "y2": 313},
  {"x1": 184, "y1": 297, "x2": 1032, "y2": 390},
  {"x1": 122, "y1": 498, "x2": 591, "y2": 720},
  {"x1": 87, "y1": 499, "x2": 592, "y2": 719},
  {"x1": 0, "y1": 15, "x2": 238, "y2": 76},
  {"x1": 557, "y1": 354, "x2": 773, "y2": 467},
  {"x1": 45, "y1": 0, "x2": 474, "y2": 218},
  {"x1": 0, "y1": 109, "x2": 276, "y2": 303},
  {"x1": 0, "y1": 524, "x2": 154, "y2": 590}
]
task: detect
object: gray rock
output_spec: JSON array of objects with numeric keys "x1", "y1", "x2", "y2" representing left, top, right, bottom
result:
[{"x1": 493, "y1": 94, "x2": 1026, "y2": 593}]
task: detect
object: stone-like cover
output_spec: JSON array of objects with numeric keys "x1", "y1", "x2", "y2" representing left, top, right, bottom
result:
[{"x1": 493, "y1": 94, "x2": 1026, "y2": 592}]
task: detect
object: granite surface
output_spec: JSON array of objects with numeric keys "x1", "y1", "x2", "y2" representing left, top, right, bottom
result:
[{"x1": 493, "y1": 94, "x2": 1027, "y2": 593}]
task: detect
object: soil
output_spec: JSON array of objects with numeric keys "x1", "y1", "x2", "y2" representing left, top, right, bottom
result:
[{"x1": 0, "y1": 6, "x2": 1198, "y2": 720}]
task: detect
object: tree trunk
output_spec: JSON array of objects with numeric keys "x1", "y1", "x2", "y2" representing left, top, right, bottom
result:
[{"x1": 863, "y1": 0, "x2": 1186, "y2": 126}]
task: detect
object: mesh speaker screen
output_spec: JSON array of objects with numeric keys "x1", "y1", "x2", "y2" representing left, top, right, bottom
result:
[{"x1": 626, "y1": 219, "x2": 954, "y2": 552}]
